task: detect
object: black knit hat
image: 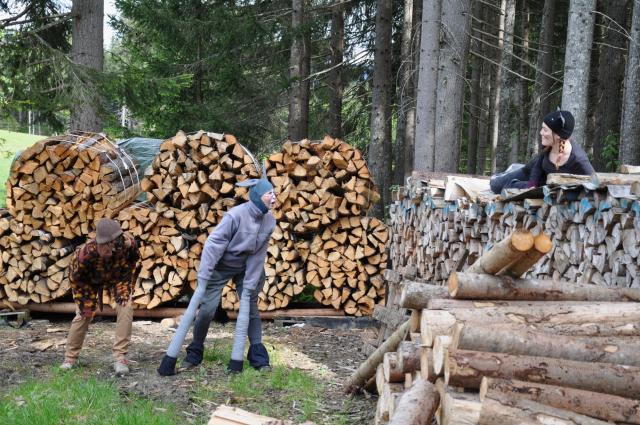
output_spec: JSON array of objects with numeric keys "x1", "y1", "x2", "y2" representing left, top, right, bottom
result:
[{"x1": 543, "y1": 109, "x2": 574, "y2": 139}]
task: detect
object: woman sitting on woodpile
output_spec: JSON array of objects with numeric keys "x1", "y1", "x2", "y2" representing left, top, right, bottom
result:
[{"x1": 489, "y1": 109, "x2": 595, "y2": 194}]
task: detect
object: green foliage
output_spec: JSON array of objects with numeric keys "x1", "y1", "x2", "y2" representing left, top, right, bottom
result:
[
  {"x1": 601, "y1": 131, "x2": 620, "y2": 172},
  {"x1": 0, "y1": 371, "x2": 179, "y2": 425},
  {"x1": 107, "y1": 0, "x2": 291, "y2": 148},
  {"x1": 0, "y1": 1, "x2": 72, "y2": 132}
]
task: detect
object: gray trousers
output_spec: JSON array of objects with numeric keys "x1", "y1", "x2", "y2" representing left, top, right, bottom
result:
[{"x1": 185, "y1": 265, "x2": 263, "y2": 364}]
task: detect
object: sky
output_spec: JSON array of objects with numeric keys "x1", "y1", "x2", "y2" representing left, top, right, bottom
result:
[
  {"x1": 104, "y1": 0, "x2": 119, "y2": 49},
  {"x1": 1, "y1": 1, "x2": 119, "y2": 49}
]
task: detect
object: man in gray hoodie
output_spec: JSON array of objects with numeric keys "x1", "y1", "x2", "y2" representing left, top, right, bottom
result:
[{"x1": 158, "y1": 178, "x2": 276, "y2": 375}]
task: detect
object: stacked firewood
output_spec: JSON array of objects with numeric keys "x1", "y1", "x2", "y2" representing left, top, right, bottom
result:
[
  {"x1": 0, "y1": 211, "x2": 79, "y2": 305},
  {"x1": 6, "y1": 132, "x2": 140, "y2": 238},
  {"x1": 91, "y1": 204, "x2": 192, "y2": 309},
  {"x1": 265, "y1": 137, "x2": 387, "y2": 315},
  {"x1": 346, "y1": 229, "x2": 640, "y2": 424},
  {"x1": 140, "y1": 130, "x2": 260, "y2": 232},
  {"x1": 308, "y1": 216, "x2": 388, "y2": 314},
  {"x1": 390, "y1": 171, "x2": 640, "y2": 287},
  {"x1": 266, "y1": 137, "x2": 380, "y2": 231}
]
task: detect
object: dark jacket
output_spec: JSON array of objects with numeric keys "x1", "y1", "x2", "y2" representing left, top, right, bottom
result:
[{"x1": 513, "y1": 142, "x2": 594, "y2": 189}]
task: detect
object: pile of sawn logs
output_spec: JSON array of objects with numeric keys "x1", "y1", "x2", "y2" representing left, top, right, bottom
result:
[
  {"x1": 1, "y1": 131, "x2": 388, "y2": 315},
  {"x1": 345, "y1": 228, "x2": 640, "y2": 424},
  {"x1": 1, "y1": 133, "x2": 139, "y2": 304},
  {"x1": 389, "y1": 171, "x2": 640, "y2": 287},
  {"x1": 265, "y1": 137, "x2": 388, "y2": 316}
]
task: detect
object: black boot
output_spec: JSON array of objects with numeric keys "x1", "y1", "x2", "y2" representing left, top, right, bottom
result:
[
  {"x1": 247, "y1": 343, "x2": 270, "y2": 371},
  {"x1": 183, "y1": 342, "x2": 204, "y2": 368},
  {"x1": 226, "y1": 359, "x2": 243, "y2": 374},
  {"x1": 158, "y1": 355, "x2": 177, "y2": 376}
]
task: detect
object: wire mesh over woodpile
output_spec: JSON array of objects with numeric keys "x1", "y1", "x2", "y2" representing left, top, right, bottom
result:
[
  {"x1": 6, "y1": 132, "x2": 140, "y2": 239},
  {"x1": 0, "y1": 213, "x2": 79, "y2": 304}
]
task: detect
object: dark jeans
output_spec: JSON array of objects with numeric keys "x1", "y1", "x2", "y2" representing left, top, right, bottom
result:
[
  {"x1": 489, "y1": 164, "x2": 528, "y2": 194},
  {"x1": 185, "y1": 265, "x2": 265, "y2": 366}
]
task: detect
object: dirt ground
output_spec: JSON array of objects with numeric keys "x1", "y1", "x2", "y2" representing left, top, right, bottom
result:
[{"x1": 0, "y1": 314, "x2": 377, "y2": 424}]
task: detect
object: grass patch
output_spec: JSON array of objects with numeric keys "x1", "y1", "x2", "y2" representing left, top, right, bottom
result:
[
  {"x1": 192, "y1": 340, "x2": 354, "y2": 424},
  {"x1": 0, "y1": 370, "x2": 180, "y2": 425},
  {"x1": 0, "y1": 129, "x2": 47, "y2": 208}
]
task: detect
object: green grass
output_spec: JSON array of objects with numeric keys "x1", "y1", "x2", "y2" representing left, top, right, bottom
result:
[
  {"x1": 192, "y1": 340, "x2": 352, "y2": 424},
  {"x1": 0, "y1": 371, "x2": 180, "y2": 425},
  {"x1": 0, "y1": 129, "x2": 47, "y2": 208}
]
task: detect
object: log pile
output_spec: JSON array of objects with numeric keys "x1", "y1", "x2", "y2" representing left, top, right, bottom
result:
[
  {"x1": 308, "y1": 216, "x2": 387, "y2": 315},
  {"x1": 265, "y1": 136, "x2": 388, "y2": 316},
  {"x1": 346, "y1": 229, "x2": 640, "y2": 424},
  {"x1": 390, "y1": 171, "x2": 640, "y2": 287},
  {"x1": 6, "y1": 132, "x2": 140, "y2": 238},
  {"x1": 1, "y1": 131, "x2": 388, "y2": 315},
  {"x1": 96, "y1": 205, "x2": 194, "y2": 309},
  {"x1": 0, "y1": 212, "x2": 79, "y2": 305},
  {"x1": 266, "y1": 137, "x2": 380, "y2": 231},
  {"x1": 140, "y1": 130, "x2": 260, "y2": 233}
]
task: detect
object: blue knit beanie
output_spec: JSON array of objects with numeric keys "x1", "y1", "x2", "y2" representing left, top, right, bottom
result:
[{"x1": 238, "y1": 178, "x2": 273, "y2": 213}]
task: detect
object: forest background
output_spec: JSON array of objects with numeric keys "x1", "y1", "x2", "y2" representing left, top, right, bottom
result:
[{"x1": 1, "y1": 0, "x2": 639, "y2": 217}]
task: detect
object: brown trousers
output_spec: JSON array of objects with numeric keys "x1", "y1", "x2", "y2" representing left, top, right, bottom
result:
[{"x1": 64, "y1": 299, "x2": 133, "y2": 362}]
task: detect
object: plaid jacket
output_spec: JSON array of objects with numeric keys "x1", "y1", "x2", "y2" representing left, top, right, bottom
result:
[{"x1": 69, "y1": 233, "x2": 140, "y2": 317}]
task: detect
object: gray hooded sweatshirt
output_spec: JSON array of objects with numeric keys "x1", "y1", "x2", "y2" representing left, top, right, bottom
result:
[{"x1": 198, "y1": 200, "x2": 276, "y2": 291}]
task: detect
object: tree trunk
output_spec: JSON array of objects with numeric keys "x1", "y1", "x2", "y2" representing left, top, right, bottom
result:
[
  {"x1": 495, "y1": 0, "x2": 517, "y2": 172},
  {"x1": 288, "y1": 0, "x2": 309, "y2": 141},
  {"x1": 420, "y1": 302, "x2": 640, "y2": 345},
  {"x1": 394, "y1": 0, "x2": 416, "y2": 184},
  {"x1": 476, "y1": 5, "x2": 492, "y2": 175},
  {"x1": 479, "y1": 395, "x2": 609, "y2": 425},
  {"x1": 414, "y1": 0, "x2": 441, "y2": 171},
  {"x1": 452, "y1": 324, "x2": 640, "y2": 366},
  {"x1": 344, "y1": 321, "x2": 410, "y2": 393},
  {"x1": 448, "y1": 271, "x2": 640, "y2": 301},
  {"x1": 388, "y1": 378, "x2": 439, "y2": 425},
  {"x1": 368, "y1": 0, "x2": 393, "y2": 217},
  {"x1": 527, "y1": 0, "x2": 557, "y2": 158},
  {"x1": 445, "y1": 349, "x2": 640, "y2": 398},
  {"x1": 465, "y1": 229, "x2": 534, "y2": 274},
  {"x1": 328, "y1": 0, "x2": 344, "y2": 139},
  {"x1": 403, "y1": 2, "x2": 420, "y2": 181},
  {"x1": 481, "y1": 378, "x2": 640, "y2": 424},
  {"x1": 504, "y1": 232, "x2": 553, "y2": 277},
  {"x1": 399, "y1": 281, "x2": 449, "y2": 309},
  {"x1": 70, "y1": 0, "x2": 104, "y2": 132},
  {"x1": 490, "y1": 0, "x2": 507, "y2": 173},
  {"x1": 466, "y1": 0, "x2": 483, "y2": 174},
  {"x1": 433, "y1": 0, "x2": 472, "y2": 172},
  {"x1": 515, "y1": 0, "x2": 530, "y2": 162},
  {"x1": 592, "y1": 1, "x2": 628, "y2": 171},
  {"x1": 619, "y1": 0, "x2": 640, "y2": 165},
  {"x1": 561, "y1": 0, "x2": 597, "y2": 147}
]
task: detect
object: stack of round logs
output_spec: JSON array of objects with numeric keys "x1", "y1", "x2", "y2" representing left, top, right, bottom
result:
[
  {"x1": 130, "y1": 130, "x2": 264, "y2": 308},
  {"x1": 345, "y1": 229, "x2": 640, "y2": 424},
  {"x1": 6, "y1": 132, "x2": 140, "y2": 239},
  {"x1": 265, "y1": 136, "x2": 388, "y2": 316}
]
